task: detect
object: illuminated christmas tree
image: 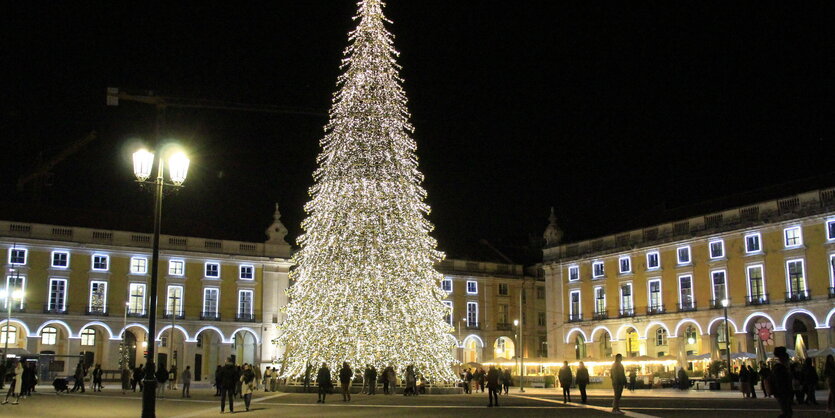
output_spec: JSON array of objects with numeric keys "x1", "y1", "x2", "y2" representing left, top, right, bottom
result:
[{"x1": 278, "y1": 0, "x2": 456, "y2": 381}]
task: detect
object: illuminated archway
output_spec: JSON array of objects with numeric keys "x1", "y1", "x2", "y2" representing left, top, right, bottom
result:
[{"x1": 493, "y1": 336, "x2": 515, "y2": 360}]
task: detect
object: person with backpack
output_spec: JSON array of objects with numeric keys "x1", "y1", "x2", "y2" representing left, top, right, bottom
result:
[{"x1": 240, "y1": 364, "x2": 256, "y2": 411}]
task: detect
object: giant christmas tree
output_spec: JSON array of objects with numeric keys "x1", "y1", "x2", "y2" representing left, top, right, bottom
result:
[{"x1": 277, "y1": 0, "x2": 457, "y2": 381}]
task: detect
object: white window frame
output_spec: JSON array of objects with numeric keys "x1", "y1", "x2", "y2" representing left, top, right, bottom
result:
[
  {"x1": 711, "y1": 269, "x2": 728, "y2": 301},
  {"x1": 466, "y1": 301, "x2": 478, "y2": 327},
  {"x1": 568, "y1": 265, "x2": 580, "y2": 282},
  {"x1": 827, "y1": 220, "x2": 835, "y2": 241},
  {"x1": 676, "y1": 245, "x2": 691, "y2": 265},
  {"x1": 746, "y1": 264, "x2": 767, "y2": 300},
  {"x1": 785, "y1": 259, "x2": 807, "y2": 295},
  {"x1": 656, "y1": 328, "x2": 668, "y2": 346},
  {"x1": 466, "y1": 280, "x2": 478, "y2": 295},
  {"x1": 708, "y1": 239, "x2": 725, "y2": 259},
  {"x1": 442, "y1": 300, "x2": 453, "y2": 325},
  {"x1": 441, "y1": 278, "x2": 452, "y2": 293},
  {"x1": 203, "y1": 287, "x2": 220, "y2": 316},
  {"x1": 646, "y1": 251, "x2": 660, "y2": 270},
  {"x1": 498, "y1": 282, "x2": 509, "y2": 296},
  {"x1": 620, "y1": 282, "x2": 634, "y2": 313},
  {"x1": 168, "y1": 259, "x2": 185, "y2": 276},
  {"x1": 88, "y1": 280, "x2": 108, "y2": 313},
  {"x1": 8, "y1": 248, "x2": 27, "y2": 265},
  {"x1": 783, "y1": 226, "x2": 803, "y2": 248},
  {"x1": 830, "y1": 254, "x2": 835, "y2": 289},
  {"x1": 238, "y1": 289, "x2": 254, "y2": 316},
  {"x1": 51, "y1": 251, "x2": 70, "y2": 268},
  {"x1": 239, "y1": 265, "x2": 254, "y2": 280},
  {"x1": 569, "y1": 289, "x2": 581, "y2": 318},
  {"x1": 648, "y1": 279, "x2": 663, "y2": 310},
  {"x1": 48, "y1": 278, "x2": 68, "y2": 311},
  {"x1": 619, "y1": 256, "x2": 631, "y2": 274},
  {"x1": 594, "y1": 286, "x2": 606, "y2": 314},
  {"x1": 128, "y1": 283, "x2": 146, "y2": 315},
  {"x1": 166, "y1": 285, "x2": 184, "y2": 316},
  {"x1": 4, "y1": 275, "x2": 25, "y2": 309},
  {"x1": 80, "y1": 328, "x2": 96, "y2": 346},
  {"x1": 130, "y1": 256, "x2": 148, "y2": 274},
  {"x1": 205, "y1": 262, "x2": 220, "y2": 278},
  {"x1": 678, "y1": 275, "x2": 694, "y2": 309},
  {"x1": 0, "y1": 326, "x2": 17, "y2": 345},
  {"x1": 41, "y1": 326, "x2": 58, "y2": 345},
  {"x1": 592, "y1": 261, "x2": 605, "y2": 278},
  {"x1": 745, "y1": 232, "x2": 762, "y2": 254},
  {"x1": 92, "y1": 254, "x2": 109, "y2": 271}
]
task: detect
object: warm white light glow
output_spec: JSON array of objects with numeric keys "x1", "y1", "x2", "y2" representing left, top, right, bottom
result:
[
  {"x1": 168, "y1": 152, "x2": 190, "y2": 186},
  {"x1": 0, "y1": 289, "x2": 23, "y2": 300},
  {"x1": 132, "y1": 149, "x2": 154, "y2": 182},
  {"x1": 513, "y1": 319, "x2": 519, "y2": 326},
  {"x1": 721, "y1": 298, "x2": 730, "y2": 308}
]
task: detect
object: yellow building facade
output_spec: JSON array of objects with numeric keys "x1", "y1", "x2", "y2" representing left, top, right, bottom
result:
[
  {"x1": 543, "y1": 188, "x2": 835, "y2": 366},
  {"x1": 0, "y1": 206, "x2": 291, "y2": 382}
]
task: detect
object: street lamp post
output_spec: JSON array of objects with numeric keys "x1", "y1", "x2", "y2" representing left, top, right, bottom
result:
[
  {"x1": 721, "y1": 298, "x2": 732, "y2": 379},
  {"x1": 1, "y1": 289, "x2": 24, "y2": 366},
  {"x1": 457, "y1": 317, "x2": 466, "y2": 363},
  {"x1": 132, "y1": 147, "x2": 189, "y2": 418},
  {"x1": 518, "y1": 278, "x2": 526, "y2": 393},
  {"x1": 168, "y1": 293, "x2": 180, "y2": 390}
]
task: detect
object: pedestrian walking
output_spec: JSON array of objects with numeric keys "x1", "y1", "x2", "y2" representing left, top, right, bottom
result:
[
  {"x1": 502, "y1": 368, "x2": 512, "y2": 395},
  {"x1": 802, "y1": 358, "x2": 818, "y2": 405},
  {"x1": 628, "y1": 368, "x2": 637, "y2": 391},
  {"x1": 611, "y1": 354, "x2": 627, "y2": 415},
  {"x1": 92, "y1": 364, "x2": 103, "y2": 392},
  {"x1": 486, "y1": 365, "x2": 500, "y2": 407},
  {"x1": 558, "y1": 361, "x2": 573, "y2": 403},
  {"x1": 791, "y1": 361, "x2": 805, "y2": 405},
  {"x1": 303, "y1": 363, "x2": 312, "y2": 393},
  {"x1": 386, "y1": 365, "x2": 396, "y2": 395},
  {"x1": 362, "y1": 365, "x2": 371, "y2": 394},
  {"x1": 770, "y1": 346, "x2": 793, "y2": 418},
  {"x1": 263, "y1": 366, "x2": 271, "y2": 392},
  {"x1": 121, "y1": 365, "x2": 131, "y2": 394},
  {"x1": 240, "y1": 364, "x2": 256, "y2": 411},
  {"x1": 759, "y1": 361, "x2": 772, "y2": 397},
  {"x1": 20, "y1": 362, "x2": 33, "y2": 397},
  {"x1": 214, "y1": 365, "x2": 222, "y2": 396},
  {"x1": 132, "y1": 365, "x2": 143, "y2": 392},
  {"x1": 747, "y1": 365, "x2": 757, "y2": 398},
  {"x1": 168, "y1": 364, "x2": 178, "y2": 390},
  {"x1": 317, "y1": 363, "x2": 332, "y2": 403},
  {"x1": 1, "y1": 361, "x2": 22, "y2": 405},
  {"x1": 181, "y1": 365, "x2": 192, "y2": 398},
  {"x1": 824, "y1": 354, "x2": 835, "y2": 413},
  {"x1": 155, "y1": 364, "x2": 168, "y2": 398},
  {"x1": 477, "y1": 367, "x2": 486, "y2": 393},
  {"x1": 269, "y1": 366, "x2": 278, "y2": 392},
  {"x1": 464, "y1": 368, "x2": 473, "y2": 394},
  {"x1": 404, "y1": 365, "x2": 417, "y2": 396},
  {"x1": 253, "y1": 363, "x2": 261, "y2": 391},
  {"x1": 339, "y1": 362, "x2": 353, "y2": 402},
  {"x1": 576, "y1": 361, "x2": 590, "y2": 403},
  {"x1": 367, "y1": 365, "x2": 377, "y2": 395},
  {"x1": 739, "y1": 364, "x2": 750, "y2": 398},
  {"x1": 71, "y1": 362, "x2": 85, "y2": 393},
  {"x1": 219, "y1": 357, "x2": 239, "y2": 413},
  {"x1": 235, "y1": 365, "x2": 243, "y2": 398}
]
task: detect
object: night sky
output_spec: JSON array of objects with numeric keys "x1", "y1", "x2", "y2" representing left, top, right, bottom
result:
[{"x1": 2, "y1": 2, "x2": 833, "y2": 263}]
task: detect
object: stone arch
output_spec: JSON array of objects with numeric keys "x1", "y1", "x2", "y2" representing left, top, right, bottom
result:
[
  {"x1": 36, "y1": 319, "x2": 72, "y2": 337},
  {"x1": 0, "y1": 318, "x2": 31, "y2": 347},
  {"x1": 673, "y1": 318, "x2": 704, "y2": 337},
  {"x1": 642, "y1": 321, "x2": 671, "y2": 339},
  {"x1": 77, "y1": 321, "x2": 115, "y2": 340},
  {"x1": 565, "y1": 327, "x2": 589, "y2": 344},
  {"x1": 741, "y1": 312, "x2": 777, "y2": 333},
  {"x1": 155, "y1": 324, "x2": 190, "y2": 342},
  {"x1": 615, "y1": 323, "x2": 638, "y2": 341},
  {"x1": 493, "y1": 336, "x2": 516, "y2": 360},
  {"x1": 827, "y1": 307, "x2": 835, "y2": 327},
  {"x1": 707, "y1": 317, "x2": 740, "y2": 335},
  {"x1": 644, "y1": 321, "x2": 672, "y2": 357},
  {"x1": 117, "y1": 323, "x2": 149, "y2": 340},
  {"x1": 782, "y1": 309, "x2": 819, "y2": 350},
  {"x1": 193, "y1": 325, "x2": 226, "y2": 343},
  {"x1": 590, "y1": 325, "x2": 612, "y2": 342},
  {"x1": 462, "y1": 334, "x2": 483, "y2": 364},
  {"x1": 231, "y1": 328, "x2": 258, "y2": 365},
  {"x1": 781, "y1": 308, "x2": 821, "y2": 330}
]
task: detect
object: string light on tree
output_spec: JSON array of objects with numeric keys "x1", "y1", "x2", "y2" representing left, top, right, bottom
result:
[{"x1": 278, "y1": 0, "x2": 456, "y2": 382}]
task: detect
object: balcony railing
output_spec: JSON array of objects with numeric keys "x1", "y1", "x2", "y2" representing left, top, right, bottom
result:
[
  {"x1": 43, "y1": 304, "x2": 68, "y2": 314},
  {"x1": 568, "y1": 314, "x2": 583, "y2": 323},
  {"x1": 496, "y1": 323, "x2": 512, "y2": 331},
  {"x1": 745, "y1": 294, "x2": 769, "y2": 306},
  {"x1": 200, "y1": 312, "x2": 221, "y2": 321},
  {"x1": 619, "y1": 308, "x2": 635, "y2": 318},
  {"x1": 235, "y1": 313, "x2": 257, "y2": 322},
  {"x1": 592, "y1": 312, "x2": 608, "y2": 320},
  {"x1": 85, "y1": 307, "x2": 109, "y2": 316},
  {"x1": 678, "y1": 302, "x2": 697, "y2": 313},
  {"x1": 126, "y1": 308, "x2": 148, "y2": 318},
  {"x1": 709, "y1": 299, "x2": 727, "y2": 310},
  {"x1": 162, "y1": 312, "x2": 185, "y2": 320},
  {"x1": 785, "y1": 290, "x2": 811, "y2": 303},
  {"x1": 647, "y1": 304, "x2": 665, "y2": 315}
]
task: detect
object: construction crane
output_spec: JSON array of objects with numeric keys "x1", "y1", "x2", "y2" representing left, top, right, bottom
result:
[{"x1": 17, "y1": 130, "x2": 98, "y2": 201}]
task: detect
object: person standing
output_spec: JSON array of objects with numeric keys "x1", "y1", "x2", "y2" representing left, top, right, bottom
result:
[
  {"x1": 262, "y1": 366, "x2": 271, "y2": 392},
  {"x1": 464, "y1": 368, "x2": 473, "y2": 394},
  {"x1": 1, "y1": 361, "x2": 22, "y2": 405},
  {"x1": 404, "y1": 365, "x2": 417, "y2": 396},
  {"x1": 339, "y1": 362, "x2": 353, "y2": 402},
  {"x1": 214, "y1": 365, "x2": 222, "y2": 396},
  {"x1": 269, "y1": 366, "x2": 278, "y2": 392},
  {"x1": 486, "y1": 365, "x2": 500, "y2": 407},
  {"x1": 559, "y1": 361, "x2": 573, "y2": 403},
  {"x1": 824, "y1": 354, "x2": 835, "y2": 414},
  {"x1": 317, "y1": 363, "x2": 332, "y2": 403},
  {"x1": 576, "y1": 361, "x2": 590, "y2": 403},
  {"x1": 362, "y1": 365, "x2": 370, "y2": 394},
  {"x1": 253, "y1": 364, "x2": 261, "y2": 391},
  {"x1": 132, "y1": 364, "x2": 143, "y2": 392},
  {"x1": 739, "y1": 364, "x2": 750, "y2": 398},
  {"x1": 502, "y1": 368, "x2": 512, "y2": 395},
  {"x1": 0, "y1": 361, "x2": 5, "y2": 391},
  {"x1": 71, "y1": 362, "x2": 85, "y2": 393},
  {"x1": 791, "y1": 362, "x2": 805, "y2": 405},
  {"x1": 240, "y1": 364, "x2": 256, "y2": 412},
  {"x1": 155, "y1": 363, "x2": 168, "y2": 398},
  {"x1": 367, "y1": 365, "x2": 377, "y2": 395},
  {"x1": 219, "y1": 357, "x2": 239, "y2": 413},
  {"x1": 802, "y1": 358, "x2": 818, "y2": 405},
  {"x1": 168, "y1": 364, "x2": 178, "y2": 390},
  {"x1": 611, "y1": 354, "x2": 627, "y2": 415},
  {"x1": 303, "y1": 363, "x2": 312, "y2": 393},
  {"x1": 477, "y1": 368, "x2": 486, "y2": 393},
  {"x1": 628, "y1": 368, "x2": 637, "y2": 391},
  {"x1": 121, "y1": 365, "x2": 131, "y2": 395},
  {"x1": 20, "y1": 362, "x2": 33, "y2": 397},
  {"x1": 747, "y1": 365, "x2": 758, "y2": 399},
  {"x1": 759, "y1": 361, "x2": 772, "y2": 397},
  {"x1": 770, "y1": 346, "x2": 793, "y2": 418},
  {"x1": 181, "y1": 365, "x2": 192, "y2": 398},
  {"x1": 92, "y1": 364, "x2": 103, "y2": 392}
]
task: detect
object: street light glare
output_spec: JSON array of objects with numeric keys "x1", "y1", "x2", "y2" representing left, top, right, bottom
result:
[
  {"x1": 132, "y1": 149, "x2": 155, "y2": 182},
  {"x1": 168, "y1": 152, "x2": 190, "y2": 186},
  {"x1": 721, "y1": 298, "x2": 730, "y2": 308},
  {"x1": 513, "y1": 319, "x2": 519, "y2": 326}
]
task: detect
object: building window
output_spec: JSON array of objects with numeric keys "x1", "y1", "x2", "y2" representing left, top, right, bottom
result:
[
  {"x1": 786, "y1": 259, "x2": 806, "y2": 296},
  {"x1": 569, "y1": 290, "x2": 581, "y2": 319},
  {"x1": 784, "y1": 226, "x2": 803, "y2": 248},
  {"x1": 656, "y1": 328, "x2": 668, "y2": 346},
  {"x1": 619, "y1": 256, "x2": 631, "y2": 274},
  {"x1": 679, "y1": 275, "x2": 694, "y2": 309},
  {"x1": 745, "y1": 233, "x2": 761, "y2": 253},
  {"x1": 497, "y1": 303, "x2": 508, "y2": 325},
  {"x1": 466, "y1": 302, "x2": 478, "y2": 327},
  {"x1": 130, "y1": 257, "x2": 148, "y2": 274},
  {"x1": 712, "y1": 270, "x2": 727, "y2": 302},
  {"x1": 239, "y1": 265, "x2": 254, "y2": 280},
  {"x1": 238, "y1": 290, "x2": 254, "y2": 317},
  {"x1": 830, "y1": 255, "x2": 835, "y2": 289},
  {"x1": 166, "y1": 285, "x2": 184, "y2": 316},
  {"x1": 89, "y1": 281, "x2": 107, "y2": 313},
  {"x1": 594, "y1": 286, "x2": 605, "y2": 314},
  {"x1": 0, "y1": 326, "x2": 17, "y2": 345},
  {"x1": 8, "y1": 248, "x2": 27, "y2": 265},
  {"x1": 4, "y1": 275, "x2": 25, "y2": 309},
  {"x1": 592, "y1": 261, "x2": 605, "y2": 278},
  {"x1": 203, "y1": 288, "x2": 219, "y2": 316},
  {"x1": 51, "y1": 251, "x2": 69, "y2": 268},
  {"x1": 498, "y1": 283, "x2": 508, "y2": 296},
  {"x1": 709, "y1": 240, "x2": 724, "y2": 259},
  {"x1": 80, "y1": 328, "x2": 96, "y2": 346},
  {"x1": 537, "y1": 311, "x2": 546, "y2": 326},
  {"x1": 442, "y1": 301, "x2": 452, "y2": 325},
  {"x1": 747, "y1": 265, "x2": 766, "y2": 301},
  {"x1": 441, "y1": 278, "x2": 452, "y2": 292},
  {"x1": 685, "y1": 326, "x2": 698, "y2": 343},
  {"x1": 168, "y1": 259, "x2": 185, "y2": 276},
  {"x1": 466, "y1": 280, "x2": 477, "y2": 295},
  {"x1": 648, "y1": 279, "x2": 662, "y2": 310},
  {"x1": 646, "y1": 251, "x2": 660, "y2": 270},
  {"x1": 128, "y1": 283, "x2": 146, "y2": 315},
  {"x1": 48, "y1": 278, "x2": 67, "y2": 311},
  {"x1": 536, "y1": 286, "x2": 545, "y2": 299},
  {"x1": 568, "y1": 265, "x2": 580, "y2": 281},
  {"x1": 620, "y1": 283, "x2": 633, "y2": 314},
  {"x1": 92, "y1": 254, "x2": 109, "y2": 271},
  {"x1": 205, "y1": 262, "x2": 220, "y2": 278},
  {"x1": 677, "y1": 246, "x2": 691, "y2": 264},
  {"x1": 41, "y1": 326, "x2": 58, "y2": 345},
  {"x1": 827, "y1": 220, "x2": 835, "y2": 241}
]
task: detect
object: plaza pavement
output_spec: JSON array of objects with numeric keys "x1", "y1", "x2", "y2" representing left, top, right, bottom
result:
[{"x1": 0, "y1": 384, "x2": 829, "y2": 417}]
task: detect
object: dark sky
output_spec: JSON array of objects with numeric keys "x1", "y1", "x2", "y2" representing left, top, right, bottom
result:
[{"x1": 2, "y1": 2, "x2": 833, "y2": 263}]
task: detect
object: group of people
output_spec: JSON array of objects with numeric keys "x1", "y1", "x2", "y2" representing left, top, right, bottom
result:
[
  {"x1": 313, "y1": 363, "x2": 417, "y2": 403},
  {"x1": 557, "y1": 360, "x2": 591, "y2": 404},
  {"x1": 1, "y1": 360, "x2": 37, "y2": 405},
  {"x1": 212, "y1": 359, "x2": 258, "y2": 413},
  {"x1": 460, "y1": 367, "x2": 512, "y2": 395}
]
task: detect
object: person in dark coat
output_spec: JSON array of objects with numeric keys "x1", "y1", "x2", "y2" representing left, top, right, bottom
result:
[
  {"x1": 214, "y1": 365, "x2": 222, "y2": 396},
  {"x1": 802, "y1": 358, "x2": 818, "y2": 405},
  {"x1": 155, "y1": 363, "x2": 168, "y2": 398},
  {"x1": 739, "y1": 365, "x2": 750, "y2": 398},
  {"x1": 791, "y1": 361, "x2": 805, "y2": 405},
  {"x1": 759, "y1": 362, "x2": 772, "y2": 398},
  {"x1": 611, "y1": 354, "x2": 627, "y2": 414},
  {"x1": 71, "y1": 362, "x2": 85, "y2": 393},
  {"x1": 132, "y1": 365, "x2": 144, "y2": 392},
  {"x1": 486, "y1": 365, "x2": 500, "y2": 407},
  {"x1": 477, "y1": 368, "x2": 486, "y2": 393},
  {"x1": 367, "y1": 365, "x2": 377, "y2": 395},
  {"x1": 628, "y1": 368, "x2": 637, "y2": 391},
  {"x1": 770, "y1": 346, "x2": 793, "y2": 418},
  {"x1": 677, "y1": 367, "x2": 689, "y2": 391},
  {"x1": 21, "y1": 362, "x2": 34, "y2": 397},
  {"x1": 219, "y1": 358, "x2": 239, "y2": 413},
  {"x1": 747, "y1": 365, "x2": 758, "y2": 398},
  {"x1": 464, "y1": 368, "x2": 473, "y2": 394},
  {"x1": 558, "y1": 361, "x2": 573, "y2": 403},
  {"x1": 339, "y1": 362, "x2": 353, "y2": 402},
  {"x1": 502, "y1": 368, "x2": 512, "y2": 395},
  {"x1": 303, "y1": 363, "x2": 312, "y2": 393},
  {"x1": 92, "y1": 364, "x2": 103, "y2": 392},
  {"x1": 317, "y1": 362, "x2": 332, "y2": 403},
  {"x1": 824, "y1": 354, "x2": 835, "y2": 413},
  {"x1": 575, "y1": 361, "x2": 590, "y2": 403}
]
